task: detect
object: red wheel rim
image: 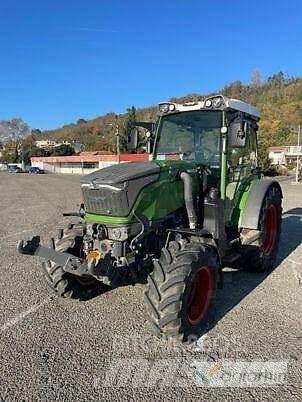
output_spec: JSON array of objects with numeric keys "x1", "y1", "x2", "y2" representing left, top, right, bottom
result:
[
  {"x1": 187, "y1": 266, "x2": 213, "y2": 325},
  {"x1": 263, "y1": 204, "x2": 278, "y2": 255}
]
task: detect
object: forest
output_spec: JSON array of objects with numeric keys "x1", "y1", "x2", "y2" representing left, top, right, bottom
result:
[
  {"x1": 43, "y1": 71, "x2": 302, "y2": 163},
  {"x1": 1, "y1": 71, "x2": 301, "y2": 166}
]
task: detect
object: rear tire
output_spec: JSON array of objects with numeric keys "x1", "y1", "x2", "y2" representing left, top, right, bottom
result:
[
  {"x1": 42, "y1": 222, "x2": 103, "y2": 299},
  {"x1": 241, "y1": 186, "x2": 282, "y2": 272},
  {"x1": 144, "y1": 240, "x2": 219, "y2": 342}
]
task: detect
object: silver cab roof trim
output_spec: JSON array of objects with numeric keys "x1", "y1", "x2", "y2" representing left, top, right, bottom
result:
[
  {"x1": 159, "y1": 95, "x2": 260, "y2": 119},
  {"x1": 225, "y1": 97, "x2": 260, "y2": 119}
]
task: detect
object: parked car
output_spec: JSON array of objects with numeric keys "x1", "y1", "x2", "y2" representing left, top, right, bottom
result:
[
  {"x1": 9, "y1": 166, "x2": 24, "y2": 173},
  {"x1": 29, "y1": 167, "x2": 45, "y2": 174},
  {"x1": 7, "y1": 165, "x2": 19, "y2": 173}
]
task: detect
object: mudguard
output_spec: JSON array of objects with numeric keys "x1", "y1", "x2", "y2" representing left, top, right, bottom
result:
[{"x1": 239, "y1": 179, "x2": 282, "y2": 229}]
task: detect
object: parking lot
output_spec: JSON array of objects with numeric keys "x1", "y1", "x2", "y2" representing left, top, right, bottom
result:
[{"x1": 0, "y1": 172, "x2": 301, "y2": 401}]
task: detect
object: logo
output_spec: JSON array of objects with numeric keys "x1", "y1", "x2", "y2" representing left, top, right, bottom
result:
[
  {"x1": 193, "y1": 361, "x2": 288, "y2": 387},
  {"x1": 195, "y1": 361, "x2": 222, "y2": 385}
]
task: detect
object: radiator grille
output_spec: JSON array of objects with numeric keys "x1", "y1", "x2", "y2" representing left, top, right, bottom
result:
[
  {"x1": 82, "y1": 173, "x2": 159, "y2": 217},
  {"x1": 82, "y1": 187, "x2": 130, "y2": 216}
]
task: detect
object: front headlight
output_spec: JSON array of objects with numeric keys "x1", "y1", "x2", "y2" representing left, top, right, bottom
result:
[
  {"x1": 159, "y1": 103, "x2": 169, "y2": 113},
  {"x1": 205, "y1": 99, "x2": 212, "y2": 108},
  {"x1": 213, "y1": 97, "x2": 222, "y2": 108},
  {"x1": 158, "y1": 103, "x2": 176, "y2": 113}
]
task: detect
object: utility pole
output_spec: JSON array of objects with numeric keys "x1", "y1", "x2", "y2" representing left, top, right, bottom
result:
[
  {"x1": 115, "y1": 124, "x2": 120, "y2": 163},
  {"x1": 295, "y1": 124, "x2": 301, "y2": 183},
  {"x1": 108, "y1": 122, "x2": 120, "y2": 164}
]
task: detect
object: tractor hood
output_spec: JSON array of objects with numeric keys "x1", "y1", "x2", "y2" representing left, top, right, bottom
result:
[
  {"x1": 81, "y1": 161, "x2": 160, "y2": 185},
  {"x1": 81, "y1": 162, "x2": 160, "y2": 217}
]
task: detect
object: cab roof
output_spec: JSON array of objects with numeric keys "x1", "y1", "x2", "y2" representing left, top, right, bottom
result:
[{"x1": 158, "y1": 94, "x2": 260, "y2": 120}]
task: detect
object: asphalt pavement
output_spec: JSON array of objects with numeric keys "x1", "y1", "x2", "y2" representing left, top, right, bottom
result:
[{"x1": 0, "y1": 172, "x2": 301, "y2": 401}]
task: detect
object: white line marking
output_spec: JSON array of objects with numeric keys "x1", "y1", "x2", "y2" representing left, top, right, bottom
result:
[
  {"x1": 0, "y1": 296, "x2": 54, "y2": 332},
  {"x1": 0, "y1": 229, "x2": 32, "y2": 242},
  {"x1": 287, "y1": 259, "x2": 302, "y2": 265},
  {"x1": 0, "y1": 220, "x2": 67, "y2": 242}
]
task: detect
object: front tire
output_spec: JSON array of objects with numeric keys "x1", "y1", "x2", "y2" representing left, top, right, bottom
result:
[
  {"x1": 144, "y1": 240, "x2": 219, "y2": 342},
  {"x1": 42, "y1": 222, "x2": 102, "y2": 299}
]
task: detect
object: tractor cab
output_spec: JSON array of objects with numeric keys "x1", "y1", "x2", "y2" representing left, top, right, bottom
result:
[
  {"x1": 130, "y1": 95, "x2": 260, "y2": 193},
  {"x1": 129, "y1": 95, "x2": 261, "y2": 226}
]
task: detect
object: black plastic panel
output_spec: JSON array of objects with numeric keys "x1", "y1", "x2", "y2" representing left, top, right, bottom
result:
[
  {"x1": 81, "y1": 162, "x2": 160, "y2": 185},
  {"x1": 82, "y1": 174, "x2": 159, "y2": 217}
]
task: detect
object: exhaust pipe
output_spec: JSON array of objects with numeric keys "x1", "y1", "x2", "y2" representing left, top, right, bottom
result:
[{"x1": 180, "y1": 171, "x2": 198, "y2": 230}]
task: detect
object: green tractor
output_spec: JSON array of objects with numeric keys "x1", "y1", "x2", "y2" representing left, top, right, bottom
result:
[{"x1": 18, "y1": 95, "x2": 282, "y2": 342}]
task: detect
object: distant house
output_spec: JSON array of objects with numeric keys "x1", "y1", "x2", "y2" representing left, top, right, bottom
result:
[
  {"x1": 268, "y1": 146, "x2": 287, "y2": 165},
  {"x1": 71, "y1": 141, "x2": 84, "y2": 154},
  {"x1": 35, "y1": 140, "x2": 58, "y2": 149},
  {"x1": 35, "y1": 139, "x2": 83, "y2": 153},
  {"x1": 1, "y1": 141, "x2": 16, "y2": 154},
  {"x1": 268, "y1": 146, "x2": 302, "y2": 166}
]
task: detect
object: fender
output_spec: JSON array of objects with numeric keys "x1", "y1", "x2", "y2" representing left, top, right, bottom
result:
[{"x1": 239, "y1": 179, "x2": 282, "y2": 229}]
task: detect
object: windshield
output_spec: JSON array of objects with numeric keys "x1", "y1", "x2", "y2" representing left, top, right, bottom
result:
[{"x1": 155, "y1": 110, "x2": 222, "y2": 166}]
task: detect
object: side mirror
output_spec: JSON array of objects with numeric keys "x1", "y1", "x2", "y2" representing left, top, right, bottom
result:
[
  {"x1": 126, "y1": 127, "x2": 138, "y2": 151},
  {"x1": 229, "y1": 118, "x2": 247, "y2": 148}
]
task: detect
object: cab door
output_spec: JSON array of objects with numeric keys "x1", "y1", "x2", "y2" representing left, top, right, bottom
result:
[{"x1": 225, "y1": 122, "x2": 259, "y2": 226}]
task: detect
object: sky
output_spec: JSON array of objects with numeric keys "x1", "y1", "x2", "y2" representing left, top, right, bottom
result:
[{"x1": 0, "y1": 0, "x2": 301, "y2": 130}]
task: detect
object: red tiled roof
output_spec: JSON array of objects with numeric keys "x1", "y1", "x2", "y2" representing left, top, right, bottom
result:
[
  {"x1": 79, "y1": 151, "x2": 99, "y2": 156},
  {"x1": 31, "y1": 154, "x2": 150, "y2": 163},
  {"x1": 268, "y1": 146, "x2": 286, "y2": 152}
]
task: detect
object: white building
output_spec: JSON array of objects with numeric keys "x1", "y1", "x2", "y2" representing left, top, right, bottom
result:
[
  {"x1": 35, "y1": 140, "x2": 83, "y2": 153},
  {"x1": 35, "y1": 140, "x2": 58, "y2": 149},
  {"x1": 268, "y1": 146, "x2": 302, "y2": 166},
  {"x1": 268, "y1": 146, "x2": 287, "y2": 165},
  {"x1": 31, "y1": 153, "x2": 150, "y2": 174}
]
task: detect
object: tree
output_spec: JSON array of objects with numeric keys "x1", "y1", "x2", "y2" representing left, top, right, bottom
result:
[
  {"x1": 27, "y1": 72, "x2": 302, "y2": 161},
  {"x1": 21, "y1": 144, "x2": 50, "y2": 165},
  {"x1": 124, "y1": 106, "x2": 136, "y2": 137},
  {"x1": 252, "y1": 69, "x2": 261, "y2": 88},
  {"x1": 222, "y1": 80, "x2": 243, "y2": 99},
  {"x1": 31, "y1": 128, "x2": 42, "y2": 139},
  {"x1": 50, "y1": 144, "x2": 75, "y2": 156},
  {"x1": 13, "y1": 142, "x2": 19, "y2": 163},
  {"x1": 0, "y1": 118, "x2": 30, "y2": 142},
  {"x1": 0, "y1": 118, "x2": 30, "y2": 166},
  {"x1": 267, "y1": 72, "x2": 286, "y2": 87},
  {"x1": 77, "y1": 118, "x2": 87, "y2": 125},
  {"x1": 122, "y1": 106, "x2": 137, "y2": 151},
  {"x1": 0, "y1": 152, "x2": 15, "y2": 164}
]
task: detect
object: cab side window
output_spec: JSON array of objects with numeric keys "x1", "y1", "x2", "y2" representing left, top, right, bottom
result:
[
  {"x1": 248, "y1": 126, "x2": 258, "y2": 168},
  {"x1": 228, "y1": 121, "x2": 258, "y2": 172},
  {"x1": 226, "y1": 120, "x2": 258, "y2": 223}
]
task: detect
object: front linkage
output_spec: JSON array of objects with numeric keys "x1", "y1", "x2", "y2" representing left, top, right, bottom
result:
[
  {"x1": 18, "y1": 234, "x2": 93, "y2": 279},
  {"x1": 18, "y1": 220, "x2": 138, "y2": 290}
]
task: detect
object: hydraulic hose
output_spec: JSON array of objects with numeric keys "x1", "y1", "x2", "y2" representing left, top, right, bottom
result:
[{"x1": 180, "y1": 171, "x2": 198, "y2": 230}]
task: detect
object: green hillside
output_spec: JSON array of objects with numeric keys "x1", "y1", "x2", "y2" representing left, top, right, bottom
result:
[{"x1": 43, "y1": 72, "x2": 302, "y2": 163}]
